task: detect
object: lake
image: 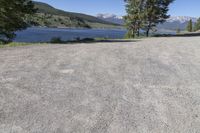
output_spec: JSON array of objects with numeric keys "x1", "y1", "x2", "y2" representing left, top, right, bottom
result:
[
  {"x1": 14, "y1": 27, "x2": 127, "y2": 43},
  {"x1": 14, "y1": 27, "x2": 176, "y2": 43}
]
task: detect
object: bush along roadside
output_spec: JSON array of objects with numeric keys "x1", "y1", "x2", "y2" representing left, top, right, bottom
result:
[{"x1": 49, "y1": 37, "x2": 95, "y2": 44}]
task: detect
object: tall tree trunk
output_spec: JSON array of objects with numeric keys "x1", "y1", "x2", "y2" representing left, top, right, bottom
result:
[
  {"x1": 131, "y1": 29, "x2": 135, "y2": 38},
  {"x1": 146, "y1": 29, "x2": 150, "y2": 37},
  {"x1": 146, "y1": 23, "x2": 151, "y2": 37},
  {"x1": 137, "y1": 29, "x2": 140, "y2": 37}
]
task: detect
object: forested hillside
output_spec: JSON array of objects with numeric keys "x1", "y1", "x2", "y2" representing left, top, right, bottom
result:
[{"x1": 30, "y1": 2, "x2": 121, "y2": 28}]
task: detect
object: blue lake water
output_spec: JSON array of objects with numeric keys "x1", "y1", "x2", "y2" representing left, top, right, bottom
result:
[
  {"x1": 14, "y1": 27, "x2": 127, "y2": 43},
  {"x1": 14, "y1": 27, "x2": 176, "y2": 43}
]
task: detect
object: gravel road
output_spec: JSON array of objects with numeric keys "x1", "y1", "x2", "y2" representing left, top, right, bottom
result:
[{"x1": 0, "y1": 37, "x2": 200, "y2": 133}]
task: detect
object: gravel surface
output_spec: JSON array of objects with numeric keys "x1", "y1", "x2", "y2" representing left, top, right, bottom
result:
[{"x1": 0, "y1": 37, "x2": 200, "y2": 133}]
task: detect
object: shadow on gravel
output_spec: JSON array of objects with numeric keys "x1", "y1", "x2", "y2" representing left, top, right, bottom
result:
[
  {"x1": 94, "y1": 39, "x2": 138, "y2": 43},
  {"x1": 50, "y1": 38, "x2": 139, "y2": 45},
  {"x1": 153, "y1": 32, "x2": 200, "y2": 37}
]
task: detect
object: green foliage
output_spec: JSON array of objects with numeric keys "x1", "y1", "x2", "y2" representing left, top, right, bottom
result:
[
  {"x1": 144, "y1": 0, "x2": 174, "y2": 36},
  {"x1": 49, "y1": 37, "x2": 96, "y2": 44},
  {"x1": 124, "y1": 0, "x2": 144, "y2": 38},
  {"x1": 194, "y1": 18, "x2": 200, "y2": 32},
  {"x1": 50, "y1": 37, "x2": 63, "y2": 43},
  {"x1": 176, "y1": 28, "x2": 181, "y2": 34},
  {"x1": 0, "y1": 0, "x2": 36, "y2": 43},
  {"x1": 34, "y1": 2, "x2": 111, "y2": 24},
  {"x1": 124, "y1": 30, "x2": 135, "y2": 39},
  {"x1": 33, "y1": 1, "x2": 120, "y2": 28},
  {"x1": 0, "y1": 42, "x2": 43, "y2": 48},
  {"x1": 0, "y1": 40, "x2": 4, "y2": 45},
  {"x1": 124, "y1": 0, "x2": 174, "y2": 37},
  {"x1": 186, "y1": 19, "x2": 193, "y2": 32}
]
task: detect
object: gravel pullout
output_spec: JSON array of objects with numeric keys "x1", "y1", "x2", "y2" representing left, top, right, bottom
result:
[{"x1": 0, "y1": 37, "x2": 200, "y2": 133}]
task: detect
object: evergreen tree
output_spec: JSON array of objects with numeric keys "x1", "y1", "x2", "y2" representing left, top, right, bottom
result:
[
  {"x1": 186, "y1": 19, "x2": 193, "y2": 32},
  {"x1": 143, "y1": 0, "x2": 174, "y2": 37},
  {"x1": 124, "y1": 0, "x2": 145, "y2": 38},
  {"x1": 0, "y1": 0, "x2": 36, "y2": 43},
  {"x1": 124, "y1": 0, "x2": 174, "y2": 37},
  {"x1": 194, "y1": 18, "x2": 200, "y2": 31}
]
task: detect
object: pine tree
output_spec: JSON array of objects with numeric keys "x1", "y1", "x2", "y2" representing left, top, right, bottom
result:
[
  {"x1": 194, "y1": 18, "x2": 200, "y2": 32},
  {"x1": 124, "y1": 0, "x2": 145, "y2": 38},
  {"x1": 143, "y1": 0, "x2": 174, "y2": 37},
  {"x1": 186, "y1": 19, "x2": 193, "y2": 32},
  {"x1": 0, "y1": 0, "x2": 36, "y2": 43},
  {"x1": 124, "y1": 0, "x2": 174, "y2": 37}
]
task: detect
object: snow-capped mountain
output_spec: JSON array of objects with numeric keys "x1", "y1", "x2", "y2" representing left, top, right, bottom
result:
[
  {"x1": 158, "y1": 16, "x2": 198, "y2": 30},
  {"x1": 97, "y1": 13, "x2": 123, "y2": 19},
  {"x1": 96, "y1": 13, "x2": 199, "y2": 30},
  {"x1": 167, "y1": 16, "x2": 197, "y2": 23},
  {"x1": 96, "y1": 13, "x2": 124, "y2": 25}
]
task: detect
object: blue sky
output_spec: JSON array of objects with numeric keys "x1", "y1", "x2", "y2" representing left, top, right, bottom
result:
[{"x1": 35, "y1": 0, "x2": 200, "y2": 17}]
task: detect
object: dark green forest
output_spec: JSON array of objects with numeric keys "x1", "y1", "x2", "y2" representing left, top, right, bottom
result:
[{"x1": 32, "y1": 2, "x2": 120, "y2": 28}]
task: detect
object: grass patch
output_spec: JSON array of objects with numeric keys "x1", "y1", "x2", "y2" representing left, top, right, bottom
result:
[
  {"x1": 0, "y1": 37, "x2": 137, "y2": 48},
  {"x1": 0, "y1": 42, "x2": 45, "y2": 48}
]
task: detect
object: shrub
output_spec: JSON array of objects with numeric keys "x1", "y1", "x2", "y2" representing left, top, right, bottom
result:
[
  {"x1": 0, "y1": 40, "x2": 4, "y2": 45},
  {"x1": 124, "y1": 31, "x2": 134, "y2": 39},
  {"x1": 75, "y1": 37, "x2": 81, "y2": 41},
  {"x1": 50, "y1": 37, "x2": 63, "y2": 43}
]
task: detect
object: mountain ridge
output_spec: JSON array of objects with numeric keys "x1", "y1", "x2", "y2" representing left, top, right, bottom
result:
[
  {"x1": 31, "y1": 2, "x2": 121, "y2": 28},
  {"x1": 96, "y1": 13, "x2": 199, "y2": 30}
]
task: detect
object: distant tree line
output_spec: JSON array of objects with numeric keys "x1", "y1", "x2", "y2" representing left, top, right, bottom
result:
[
  {"x1": 186, "y1": 18, "x2": 200, "y2": 32},
  {"x1": 186, "y1": 19, "x2": 193, "y2": 32},
  {"x1": 124, "y1": 0, "x2": 174, "y2": 38},
  {"x1": 0, "y1": 0, "x2": 36, "y2": 44}
]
